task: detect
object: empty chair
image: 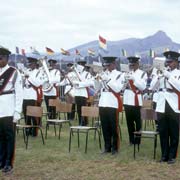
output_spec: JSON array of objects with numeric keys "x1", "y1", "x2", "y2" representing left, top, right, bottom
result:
[
  {"x1": 45, "y1": 101, "x2": 72, "y2": 139},
  {"x1": 69, "y1": 106, "x2": 101, "y2": 153},
  {"x1": 133, "y1": 106, "x2": 159, "y2": 159},
  {"x1": 16, "y1": 106, "x2": 45, "y2": 149}
]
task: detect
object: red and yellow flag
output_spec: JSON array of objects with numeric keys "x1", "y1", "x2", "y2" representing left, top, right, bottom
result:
[
  {"x1": 99, "y1": 35, "x2": 107, "y2": 50},
  {"x1": 88, "y1": 48, "x2": 95, "y2": 56},
  {"x1": 46, "y1": 47, "x2": 54, "y2": 55},
  {"x1": 61, "y1": 48, "x2": 70, "y2": 56}
]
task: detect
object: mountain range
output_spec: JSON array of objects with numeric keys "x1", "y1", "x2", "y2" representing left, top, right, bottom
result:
[{"x1": 9, "y1": 30, "x2": 180, "y2": 65}]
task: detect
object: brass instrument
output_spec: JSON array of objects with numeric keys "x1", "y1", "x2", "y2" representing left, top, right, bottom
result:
[{"x1": 39, "y1": 57, "x2": 53, "y2": 92}]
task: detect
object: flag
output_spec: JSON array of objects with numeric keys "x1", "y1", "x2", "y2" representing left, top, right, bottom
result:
[
  {"x1": 88, "y1": 48, "x2": 95, "y2": 56},
  {"x1": 60, "y1": 48, "x2": 70, "y2": 56},
  {"x1": 121, "y1": 49, "x2": 127, "y2": 57},
  {"x1": 75, "y1": 49, "x2": 81, "y2": 56},
  {"x1": 99, "y1": 35, "x2": 107, "y2": 50},
  {"x1": 21, "y1": 49, "x2": 26, "y2": 56},
  {"x1": 149, "y1": 49, "x2": 155, "y2": 58},
  {"x1": 46, "y1": 47, "x2": 54, "y2": 55},
  {"x1": 30, "y1": 47, "x2": 40, "y2": 55},
  {"x1": 15, "y1": 47, "x2": 19, "y2": 54}
]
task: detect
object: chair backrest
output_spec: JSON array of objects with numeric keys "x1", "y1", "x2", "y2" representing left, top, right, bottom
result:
[
  {"x1": 49, "y1": 99, "x2": 60, "y2": 107},
  {"x1": 142, "y1": 99, "x2": 152, "y2": 109},
  {"x1": 56, "y1": 102, "x2": 72, "y2": 113},
  {"x1": 26, "y1": 106, "x2": 43, "y2": 118},
  {"x1": 81, "y1": 106, "x2": 99, "y2": 118},
  {"x1": 141, "y1": 108, "x2": 154, "y2": 120}
]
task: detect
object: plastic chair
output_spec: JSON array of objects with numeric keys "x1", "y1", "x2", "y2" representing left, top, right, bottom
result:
[{"x1": 69, "y1": 106, "x2": 101, "y2": 153}]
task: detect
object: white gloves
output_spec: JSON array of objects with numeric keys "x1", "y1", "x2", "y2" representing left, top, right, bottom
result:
[
  {"x1": 13, "y1": 111, "x2": 21, "y2": 123},
  {"x1": 163, "y1": 70, "x2": 171, "y2": 79}
]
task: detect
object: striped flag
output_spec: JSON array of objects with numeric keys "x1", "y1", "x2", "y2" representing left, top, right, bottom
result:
[
  {"x1": 21, "y1": 49, "x2": 26, "y2": 56},
  {"x1": 46, "y1": 47, "x2": 54, "y2": 55},
  {"x1": 30, "y1": 47, "x2": 40, "y2": 55},
  {"x1": 149, "y1": 49, "x2": 155, "y2": 58},
  {"x1": 60, "y1": 48, "x2": 70, "y2": 56},
  {"x1": 15, "y1": 47, "x2": 19, "y2": 54},
  {"x1": 99, "y1": 35, "x2": 107, "y2": 50},
  {"x1": 75, "y1": 49, "x2": 81, "y2": 56},
  {"x1": 88, "y1": 48, "x2": 95, "y2": 56},
  {"x1": 121, "y1": 49, "x2": 127, "y2": 57}
]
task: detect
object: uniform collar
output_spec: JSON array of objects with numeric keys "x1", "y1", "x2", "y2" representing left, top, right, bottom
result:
[{"x1": 0, "y1": 64, "x2": 9, "y2": 74}]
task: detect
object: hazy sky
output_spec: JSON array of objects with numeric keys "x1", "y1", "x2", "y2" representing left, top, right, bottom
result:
[{"x1": 0, "y1": 0, "x2": 180, "y2": 53}]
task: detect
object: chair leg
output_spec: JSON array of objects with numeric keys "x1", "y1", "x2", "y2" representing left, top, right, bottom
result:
[
  {"x1": 97, "y1": 129, "x2": 101, "y2": 149},
  {"x1": 77, "y1": 130, "x2": 80, "y2": 148},
  {"x1": 54, "y1": 123, "x2": 56, "y2": 136},
  {"x1": 39, "y1": 128, "x2": 45, "y2": 145},
  {"x1": 134, "y1": 141, "x2": 136, "y2": 159},
  {"x1": 25, "y1": 130, "x2": 29, "y2": 149},
  {"x1": 22, "y1": 128, "x2": 26, "y2": 143},
  {"x1": 45, "y1": 123, "x2": 48, "y2": 139},
  {"x1": 154, "y1": 135, "x2": 157, "y2": 159},
  {"x1": 69, "y1": 129, "x2": 72, "y2": 152},
  {"x1": 85, "y1": 131, "x2": 89, "y2": 153},
  {"x1": 58, "y1": 124, "x2": 62, "y2": 140},
  {"x1": 119, "y1": 124, "x2": 122, "y2": 141}
]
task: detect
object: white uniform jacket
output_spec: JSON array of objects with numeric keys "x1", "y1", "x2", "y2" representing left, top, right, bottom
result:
[
  {"x1": 150, "y1": 68, "x2": 180, "y2": 113},
  {"x1": 43, "y1": 69, "x2": 61, "y2": 96},
  {"x1": 98, "y1": 69, "x2": 124, "y2": 109},
  {"x1": 0, "y1": 65, "x2": 23, "y2": 118},
  {"x1": 73, "y1": 70, "x2": 94, "y2": 98},
  {"x1": 23, "y1": 68, "x2": 47, "y2": 100},
  {"x1": 123, "y1": 69, "x2": 147, "y2": 106}
]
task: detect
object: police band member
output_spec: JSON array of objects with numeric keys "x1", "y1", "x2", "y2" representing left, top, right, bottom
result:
[
  {"x1": 73, "y1": 59, "x2": 94, "y2": 125},
  {"x1": 0, "y1": 47, "x2": 23, "y2": 174},
  {"x1": 98, "y1": 57, "x2": 124, "y2": 155},
  {"x1": 43, "y1": 59, "x2": 61, "y2": 119},
  {"x1": 23, "y1": 56, "x2": 47, "y2": 136},
  {"x1": 59, "y1": 63, "x2": 76, "y2": 120},
  {"x1": 151, "y1": 51, "x2": 180, "y2": 164},
  {"x1": 123, "y1": 56, "x2": 147, "y2": 145}
]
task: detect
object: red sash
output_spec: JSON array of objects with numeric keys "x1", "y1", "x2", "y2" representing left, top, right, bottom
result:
[
  {"x1": 0, "y1": 67, "x2": 15, "y2": 94},
  {"x1": 108, "y1": 86, "x2": 123, "y2": 112},
  {"x1": 128, "y1": 79, "x2": 141, "y2": 106},
  {"x1": 28, "y1": 80, "x2": 43, "y2": 104}
]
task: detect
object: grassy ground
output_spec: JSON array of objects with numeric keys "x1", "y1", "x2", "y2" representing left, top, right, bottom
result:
[{"x1": 1, "y1": 112, "x2": 180, "y2": 180}]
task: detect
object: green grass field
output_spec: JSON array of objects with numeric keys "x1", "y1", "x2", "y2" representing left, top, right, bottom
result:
[{"x1": 1, "y1": 111, "x2": 180, "y2": 180}]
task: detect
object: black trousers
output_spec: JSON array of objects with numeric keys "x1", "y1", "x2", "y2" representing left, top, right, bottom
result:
[
  {"x1": 99, "y1": 107, "x2": 119, "y2": 151},
  {"x1": 124, "y1": 105, "x2": 141, "y2": 144},
  {"x1": 0, "y1": 116, "x2": 16, "y2": 168},
  {"x1": 157, "y1": 101, "x2": 179, "y2": 160},
  {"x1": 75, "y1": 96, "x2": 87, "y2": 125},
  {"x1": 23, "y1": 99, "x2": 37, "y2": 136},
  {"x1": 44, "y1": 95, "x2": 57, "y2": 119}
]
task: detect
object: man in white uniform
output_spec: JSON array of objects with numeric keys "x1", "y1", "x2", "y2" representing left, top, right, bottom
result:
[
  {"x1": 151, "y1": 51, "x2": 180, "y2": 164},
  {"x1": 0, "y1": 47, "x2": 23, "y2": 174}
]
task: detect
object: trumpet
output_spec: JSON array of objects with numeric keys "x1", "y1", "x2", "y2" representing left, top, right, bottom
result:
[{"x1": 157, "y1": 66, "x2": 170, "y2": 78}]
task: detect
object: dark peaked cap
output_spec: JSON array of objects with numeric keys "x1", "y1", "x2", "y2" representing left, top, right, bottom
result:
[
  {"x1": 127, "y1": 56, "x2": 140, "y2": 64},
  {"x1": 27, "y1": 57, "x2": 38, "y2": 63},
  {"x1": 48, "y1": 59, "x2": 57, "y2": 63},
  {"x1": 0, "y1": 47, "x2": 11, "y2": 56},
  {"x1": 103, "y1": 56, "x2": 117, "y2": 65},
  {"x1": 163, "y1": 51, "x2": 180, "y2": 61}
]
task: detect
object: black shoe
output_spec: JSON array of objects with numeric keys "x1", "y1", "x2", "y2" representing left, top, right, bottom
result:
[
  {"x1": 101, "y1": 149, "x2": 111, "y2": 155},
  {"x1": 167, "y1": 158, "x2": 176, "y2": 164},
  {"x1": 2, "y1": 165, "x2": 13, "y2": 174},
  {"x1": 159, "y1": 157, "x2": 168, "y2": 163},
  {"x1": 112, "y1": 150, "x2": 118, "y2": 155},
  {"x1": 0, "y1": 163, "x2": 4, "y2": 170}
]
